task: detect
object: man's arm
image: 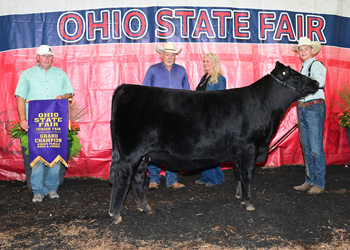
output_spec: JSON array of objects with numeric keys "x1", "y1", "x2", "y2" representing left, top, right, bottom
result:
[
  {"x1": 17, "y1": 96, "x2": 29, "y2": 130},
  {"x1": 142, "y1": 66, "x2": 154, "y2": 86},
  {"x1": 310, "y1": 61, "x2": 326, "y2": 88},
  {"x1": 182, "y1": 70, "x2": 191, "y2": 90}
]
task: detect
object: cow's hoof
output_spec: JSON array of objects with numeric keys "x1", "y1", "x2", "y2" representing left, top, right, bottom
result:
[
  {"x1": 137, "y1": 207, "x2": 154, "y2": 214},
  {"x1": 144, "y1": 204, "x2": 153, "y2": 214},
  {"x1": 147, "y1": 210, "x2": 155, "y2": 215},
  {"x1": 143, "y1": 209, "x2": 154, "y2": 215},
  {"x1": 137, "y1": 203, "x2": 153, "y2": 214},
  {"x1": 236, "y1": 198, "x2": 244, "y2": 206},
  {"x1": 112, "y1": 215, "x2": 122, "y2": 224},
  {"x1": 245, "y1": 204, "x2": 255, "y2": 211}
]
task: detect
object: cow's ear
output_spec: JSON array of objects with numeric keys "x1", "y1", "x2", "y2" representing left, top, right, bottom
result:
[{"x1": 276, "y1": 61, "x2": 286, "y2": 68}]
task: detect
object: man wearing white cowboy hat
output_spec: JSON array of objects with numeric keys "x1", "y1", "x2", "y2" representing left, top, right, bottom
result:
[
  {"x1": 292, "y1": 37, "x2": 327, "y2": 195},
  {"x1": 142, "y1": 42, "x2": 190, "y2": 189}
]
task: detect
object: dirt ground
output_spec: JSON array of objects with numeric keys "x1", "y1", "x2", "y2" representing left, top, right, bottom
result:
[{"x1": 1, "y1": 164, "x2": 350, "y2": 250}]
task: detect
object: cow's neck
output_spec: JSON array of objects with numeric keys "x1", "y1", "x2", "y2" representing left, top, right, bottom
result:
[{"x1": 256, "y1": 75, "x2": 302, "y2": 108}]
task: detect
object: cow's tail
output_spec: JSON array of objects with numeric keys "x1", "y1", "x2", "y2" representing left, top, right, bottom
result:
[{"x1": 109, "y1": 84, "x2": 128, "y2": 184}]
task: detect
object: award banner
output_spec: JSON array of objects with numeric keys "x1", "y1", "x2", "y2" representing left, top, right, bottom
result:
[{"x1": 28, "y1": 99, "x2": 69, "y2": 168}]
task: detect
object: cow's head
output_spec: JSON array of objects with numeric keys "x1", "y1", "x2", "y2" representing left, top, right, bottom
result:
[{"x1": 270, "y1": 61, "x2": 319, "y2": 97}]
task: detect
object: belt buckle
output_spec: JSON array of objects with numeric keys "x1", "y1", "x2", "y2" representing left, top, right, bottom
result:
[{"x1": 300, "y1": 102, "x2": 306, "y2": 108}]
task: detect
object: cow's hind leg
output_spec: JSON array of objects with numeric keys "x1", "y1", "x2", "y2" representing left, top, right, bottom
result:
[
  {"x1": 131, "y1": 158, "x2": 153, "y2": 214},
  {"x1": 235, "y1": 158, "x2": 255, "y2": 211},
  {"x1": 109, "y1": 161, "x2": 133, "y2": 224}
]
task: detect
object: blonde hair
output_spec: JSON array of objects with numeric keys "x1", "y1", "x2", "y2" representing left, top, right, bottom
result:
[{"x1": 203, "y1": 52, "x2": 223, "y2": 84}]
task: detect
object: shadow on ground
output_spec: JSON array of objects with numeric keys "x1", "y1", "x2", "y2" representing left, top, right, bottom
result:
[{"x1": 1, "y1": 165, "x2": 349, "y2": 249}]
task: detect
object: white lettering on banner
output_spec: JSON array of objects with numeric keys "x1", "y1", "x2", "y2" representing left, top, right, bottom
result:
[
  {"x1": 57, "y1": 12, "x2": 86, "y2": 43},
  {"x1": 122, "y1": 9, "x2": 148, "y2": 39},
  {"x1": 191, "y1": 9, "x2": 216, "y2": 39},
  {"x1": 57, "y1": 8, "x2": 327, "y2": 43},
  {"x1": 156, "y1": 8, "x2": 177, "y2": 39},
  {"x1": 86, "y1": 10, "x2": 111, "y2": 41}
]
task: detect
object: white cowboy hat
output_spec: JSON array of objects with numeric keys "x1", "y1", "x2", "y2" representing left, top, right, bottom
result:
[
  {"x1": 155, "y1": 42, "x2": 182, "y2": 54},
  {"x1": 292, "y1": 37, "x2": 321, "y2": 54}
]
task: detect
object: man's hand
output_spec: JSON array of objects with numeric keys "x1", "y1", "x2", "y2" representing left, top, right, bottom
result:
[
  {"x1": 20, "y1": 119, "x2": 29, "y2": 131},
  {"x1": 56, "y1": 93, "x2": 72, "y2": 99}
]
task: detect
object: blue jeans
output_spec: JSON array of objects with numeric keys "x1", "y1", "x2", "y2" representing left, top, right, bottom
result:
[
  {"x1": 147, "y1": 163, "x2": 179, "y2": 186},
  {"x1": 31, "y1": 162, "x2": 60, "y2": 196},
  {"x1": 199, "y1": 166, "x2": 225, "y2": 185},
  {"x1": 298, "y1": 101, "x2": 326, "y2": 189}
]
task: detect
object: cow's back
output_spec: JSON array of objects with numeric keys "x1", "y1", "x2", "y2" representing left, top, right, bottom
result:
[{"x1": 111, "y1": 83, "x2": 279, "y2": 168}]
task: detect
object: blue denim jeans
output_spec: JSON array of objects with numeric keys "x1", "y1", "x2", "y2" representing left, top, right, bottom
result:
[
  {"x1": 199, "y1": 166, "x2": 225, "y2": 185},
  {"x1": 31, "y1": 162, "x2": 60, "y2": 196},
  {"x1": 298, "y1": 101, "x2": 326, "y2": 189},
  {"x1": 147, "y1": 163, "x2": 179, "y2": 186}
]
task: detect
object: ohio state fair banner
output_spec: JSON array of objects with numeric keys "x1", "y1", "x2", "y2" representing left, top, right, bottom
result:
[
  {"x1": 28, "y1": 99, "x2": 69, "y2": 168},
  {"x1": 1, "y1": 5, "x2": 348, "y2": 50}
]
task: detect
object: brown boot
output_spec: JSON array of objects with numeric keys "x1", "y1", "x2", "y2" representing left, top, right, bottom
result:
[
  {"x1": 149, "y1": 183, "x2": 159, "y2": 189},
  {"x1": 293, "y1": 182, "x2": 313, "y2": 191},
  {"x1": 307, "y1": 186, "x2": 324, "y2": 195},
  {"x1": 166, "y1": 183, "x2": 185, "y2": 189}
]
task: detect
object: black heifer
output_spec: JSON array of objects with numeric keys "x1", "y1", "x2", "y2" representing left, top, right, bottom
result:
[{"x1": 109, "y1": 61, "x2": 319, "y2": 224}]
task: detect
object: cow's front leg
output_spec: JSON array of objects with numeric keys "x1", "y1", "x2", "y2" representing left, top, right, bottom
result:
[
  {"x1": 131, "y1": 159, "x2": 153, "y2": 215},
  {"x1": 233, "y1": 165, "x2": 243, "y2": 201},
  {"x1": 109, "y1": 162, "x2": 132, "y2": 224}
]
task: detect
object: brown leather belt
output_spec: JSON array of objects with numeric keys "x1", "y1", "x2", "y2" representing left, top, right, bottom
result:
[{"x1": 298, "y1": 99, "x2": 324, "y2": 108}]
